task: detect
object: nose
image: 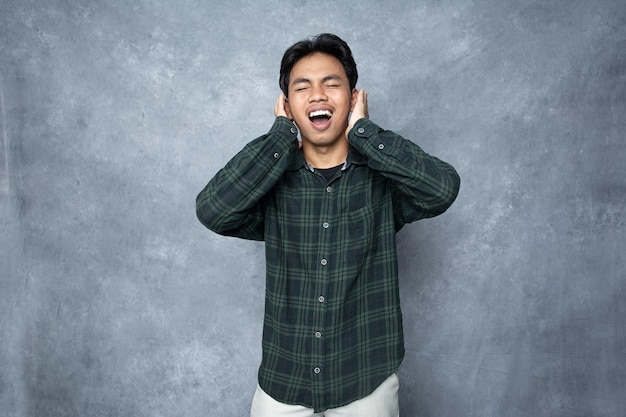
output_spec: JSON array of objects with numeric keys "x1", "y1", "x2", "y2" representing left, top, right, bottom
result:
[{"x1": 308, "y1": 83, "x2": 327, "y2": 102}]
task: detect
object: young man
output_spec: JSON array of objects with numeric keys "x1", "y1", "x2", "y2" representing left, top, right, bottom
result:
[{"x1": 196, "y1": 33, "x2": 460, "y2": 416}]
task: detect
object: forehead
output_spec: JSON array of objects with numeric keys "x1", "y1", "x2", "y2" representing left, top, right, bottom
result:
[{"x1": 290, "y1": 52, "x2": 347, "y2": 82}]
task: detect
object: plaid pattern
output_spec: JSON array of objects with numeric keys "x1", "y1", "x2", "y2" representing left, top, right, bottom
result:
[{"x1": 196, "y1": 117, "x2": 460, "y2": 412}]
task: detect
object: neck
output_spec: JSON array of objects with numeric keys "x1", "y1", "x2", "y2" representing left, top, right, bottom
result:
[{"x1": 302, "y1": 139, "x2": 349, "y2": 169}]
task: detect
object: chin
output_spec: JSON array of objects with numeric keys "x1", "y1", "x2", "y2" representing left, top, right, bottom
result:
[
  {"x1": 303, "y1": 135, "x2": 346, "y2": 147},
  {"x1": 300, "y1": 126, "x2": 346, "y2": 145}
]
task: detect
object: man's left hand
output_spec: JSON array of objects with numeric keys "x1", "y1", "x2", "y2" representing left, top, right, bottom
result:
[{"x1": 347, "y1": 89, "x2": 368, "y2": 135}]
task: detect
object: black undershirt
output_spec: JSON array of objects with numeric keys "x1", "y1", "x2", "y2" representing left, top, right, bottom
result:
[{"x1": 314, "y1": 163, "x2": 343, "y2": 182}]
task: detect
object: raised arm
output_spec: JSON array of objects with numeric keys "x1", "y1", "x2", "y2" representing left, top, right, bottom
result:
[
  {"x1": 196, "y1": 95, "x2": 300, "y2": 240},
  {"x1": 347, "y1": 90, "x2": 460, "y2": 226}
]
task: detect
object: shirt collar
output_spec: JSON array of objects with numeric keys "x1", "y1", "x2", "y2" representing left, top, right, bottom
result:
[{"x1": 287, "y1": 147, "x2": 367, "y2": 172}]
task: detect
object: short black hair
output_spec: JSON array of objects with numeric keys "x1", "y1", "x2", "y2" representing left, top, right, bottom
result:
[{"x1": 279, "y1": 33, "x2": 358, "y2": 96}]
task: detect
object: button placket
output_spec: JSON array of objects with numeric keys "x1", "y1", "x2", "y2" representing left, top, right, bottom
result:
[{"x1": 312, "y1": 178, "x2": 333, "y2": 391}]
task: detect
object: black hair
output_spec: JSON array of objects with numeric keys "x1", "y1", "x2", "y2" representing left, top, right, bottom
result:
[{"x1": 279, "y1": 33, "x2": 358, "y2": 96}]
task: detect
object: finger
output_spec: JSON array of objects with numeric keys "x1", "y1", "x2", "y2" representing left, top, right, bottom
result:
[
  {"x1": 275, "y1": 93, "x2": 285, "y2": 117},
  {"x1": 275, "y1": 94, "x2": 280, "y2": 114},
  {"x1": 360, "y1": 89, "x2": 369, "y2": 119}
]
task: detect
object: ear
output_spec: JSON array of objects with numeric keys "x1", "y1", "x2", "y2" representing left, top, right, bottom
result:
[
  {"x1": 350, "y1": 88, "x2": 358, "y2": 111},
  {"x1": 284, "y1": 95, "x2": 293, "y2": 119}
]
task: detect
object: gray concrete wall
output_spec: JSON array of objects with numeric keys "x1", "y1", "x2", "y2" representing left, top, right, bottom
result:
[{"x1": 1, "y1": 1, "x2": 625, "y2": 416}]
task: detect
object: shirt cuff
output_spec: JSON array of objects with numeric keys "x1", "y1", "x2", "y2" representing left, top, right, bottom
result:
[
  {"x1": 270, "y1": 116, "x2": 300, "y2": 152},
  {"x1": 348, "y1": 118, "x2": 408, "y2": 165},
  {"x1": 349, "y1": 118, "x2": 380, "y2": 138}
]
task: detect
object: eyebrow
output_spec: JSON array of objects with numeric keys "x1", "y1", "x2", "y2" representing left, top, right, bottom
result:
[{"x1": 291, "y1": 74, "x2": 344, "y2": 86}]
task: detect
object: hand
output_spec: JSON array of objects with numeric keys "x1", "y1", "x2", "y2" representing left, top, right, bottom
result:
[
  {"x1": 274, "y1": 93, "x2": 301, "y2": 148},
  {"x1": 347, "y1": 89, "x2": 368, "y2": 135},
  {"x1": 274, "y1": 93, "x2": 288, "y2": 118}
]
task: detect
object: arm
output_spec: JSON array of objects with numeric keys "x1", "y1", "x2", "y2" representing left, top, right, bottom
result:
[
  {"x1": 347, "y1": 90, "x2": 461, "y2": 226},
  {"x1": 196, "y1": 95, "x2": 299, "y2": 240}
]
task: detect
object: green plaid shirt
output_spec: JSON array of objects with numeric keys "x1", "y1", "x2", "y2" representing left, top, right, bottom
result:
[{"x1": 196, "y1": 117, "x2": 460, "y2": 412}]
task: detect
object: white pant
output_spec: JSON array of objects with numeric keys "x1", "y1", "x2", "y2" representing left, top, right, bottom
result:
[{"x1": 250, "y1": 373, "x2": 400, "y2": 417}]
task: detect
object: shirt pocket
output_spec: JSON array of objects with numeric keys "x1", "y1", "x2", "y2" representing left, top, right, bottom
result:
[{"x1": 346, "y1": 204, "x2": 377, "y2": 255}]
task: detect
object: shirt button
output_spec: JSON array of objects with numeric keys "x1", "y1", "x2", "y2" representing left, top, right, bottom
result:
[
  {"x1": 326, "y1": 186, "x2": 332, "y2": 193},
  {"x1": 273, "y1": 152, "x2": 280, "y2": 158},
  {"x1": 290, "y1": 127, "x2": 297, "y2": 134},
  {"x1": 318, "y1": 296, "x2": 325, "y2": 303},
  {"x1": 314, "y1": 367, "x2": 321, "y2": 374},
  {"x1": 357, "y1": 127, "x2": 365, "y2": 134},
  {"x1": 320, "y1": 258, "x2": 327, "y2": 266},
  {"x1": 322, "y1": 222, "x2": 329, "y2": 229},
  {"x1": 315, "y1": 331, "x2": 322, "y2": 338},
  {"x1": 378, "y1": 143, "x2": 385, "y2": 150}
]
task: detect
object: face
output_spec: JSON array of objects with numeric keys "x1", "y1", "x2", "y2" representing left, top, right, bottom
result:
[{"x1": 285, "y1": 52, "x2": 357, "y2": 150}]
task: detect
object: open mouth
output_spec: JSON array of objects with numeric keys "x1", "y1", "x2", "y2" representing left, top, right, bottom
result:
[{"x1": 309, "y1": 109, "x2": 333, "y2": 127}]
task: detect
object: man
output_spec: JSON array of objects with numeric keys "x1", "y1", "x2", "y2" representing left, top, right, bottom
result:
[{"x1": 196, "y1": 33, "x2": 460, "y2": 417}]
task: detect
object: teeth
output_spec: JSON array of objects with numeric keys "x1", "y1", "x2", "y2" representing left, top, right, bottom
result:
[{"x1": 309, "y1": 110, "x2": 332, "y2": 118}]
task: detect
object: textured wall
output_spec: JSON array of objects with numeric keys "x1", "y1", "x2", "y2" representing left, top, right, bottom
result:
[{"x1": 1, "y1": 1, "x2": 625, "y2": 416}]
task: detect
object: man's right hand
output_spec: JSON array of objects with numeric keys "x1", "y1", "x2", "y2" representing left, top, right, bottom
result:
[{"x1": 275, "y1": 93, "x2": 301, "y2": 148}]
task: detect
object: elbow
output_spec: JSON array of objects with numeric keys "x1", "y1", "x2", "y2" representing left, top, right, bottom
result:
[
  {"x1": 425, "y1": 169, "x2": 461, "y2": 217},
  {"x1": 196, "y1": 194, "x2": 250, "y2": 238},
  {"x1": 447, "y1": 168, "x2": 461, "y2": 203},
  {"x1": 196, "y1": 205, "x2": 219, "y2": 233},
  {"x1": 196, "y1": 193, "x2": 227, "y2": 234},
  {"x1": 196, "y1": 206, "x2": 219, "y2": 233},
  {"x1": 437, "y1": 169, "x2": 461, "y2": 214}
]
